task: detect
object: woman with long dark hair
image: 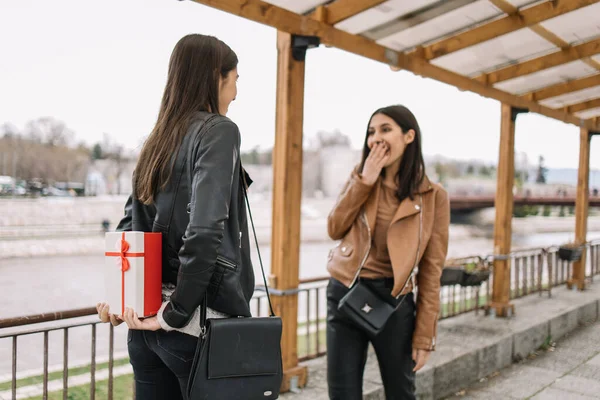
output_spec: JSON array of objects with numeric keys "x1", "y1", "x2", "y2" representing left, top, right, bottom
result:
[
  {"x1": 326, "y1": 105, "x2": 450, "y2": 399},
  {"x1": 96, "y1": 34, "x2": 255, "y2": 400}
]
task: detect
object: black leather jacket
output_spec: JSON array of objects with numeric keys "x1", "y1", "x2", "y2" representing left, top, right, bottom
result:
[{"x1": 116, "y1": 112, "x2": 255, "y2": 328}]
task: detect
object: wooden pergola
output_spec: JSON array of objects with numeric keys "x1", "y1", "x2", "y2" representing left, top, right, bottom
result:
[{"x1": 192, "y1": 0, "x2": 599, "y2": 391}]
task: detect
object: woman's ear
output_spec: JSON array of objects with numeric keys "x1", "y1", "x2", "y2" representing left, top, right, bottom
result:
[{"x1": 405, "y1": 129, "x2": 416, "y2": 144}]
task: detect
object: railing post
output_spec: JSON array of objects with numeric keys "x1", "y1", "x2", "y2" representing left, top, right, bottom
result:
[
  {"x1": 569, "y1": 128, "x2": 593, "y2": 290},
  {"x1": 270, "y1": 31, "x2": 318, "y2": 392},
  {"x1": 487, "y1": 104, "x2": 527, "y2": 317}
]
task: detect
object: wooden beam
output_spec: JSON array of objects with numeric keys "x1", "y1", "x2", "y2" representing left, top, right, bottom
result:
[
  {"x1": 324, "y1": 0, "x2": 387, "y2": 25},
  {"x1": 475, "y1": 37, "x2": 600, "y2": 85},
  {"x1": 191, "y1": 0, "x2": 401, "y2": 72},
  {"x1": 527, "y1": 21, "x2": 600, "y2": 73},
  {"x1": 405, "y1": 56, "x2": 600, "y2": 130},
  {"x1": 566, "y1": 98, "x2": 600, "y2": 114},
  {"x1": 487, "y1": 0, "x2": 517, "y2": 13},
  {"x1": 526, "y1": 74, "x2": 600, "y2": 101},
  {"x1": 363, "y1": 0, "x2": 478, "y2": 42},
  {"x1": 270, "y1": 31, "x2": 308, "y2": 392},
  {"x1": 421, "y1": 0, "x2": 600, "y2": 60},
  {"x1": 568, "y1": 127, "x2": 591, "y2": 291},
  {"x1": 189, "y1": 0, "x2": 600, "y2": 132},
  {"x1": 487, "y1": 104, "x2": 518, "y2": 317}
]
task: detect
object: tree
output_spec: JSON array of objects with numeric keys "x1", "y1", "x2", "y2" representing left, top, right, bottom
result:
[
  {"x1": 24, "y1": 117, "x2": 74, "y2": 147},
  {"x1": 479, "y1": 165, "x2": 493, "y2": 177},
  {"x1": 434, "y1": 162, "x2": 447, "y2": 183},
  {"x1": 92, "y1": 143, "x2": 103, "y2": 160},
  {"x1": 466, "y1": 164, "x2": 475, "y2": 175},
  {"x1": 111, "y1": 145, "x2": 125, "y2": 194},
  {"x1": 536, "y1": 155, "x2": 548, "y2": 184},
  {"x1": 316, "y1": 129, "x2": 351, "y2": 148},
  {"x1": 0, "y1": 123, "x2": 19, "y2": 138}
]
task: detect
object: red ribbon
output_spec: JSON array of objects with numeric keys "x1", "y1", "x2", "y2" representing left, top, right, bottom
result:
[{"x1": 105, "y1": 232, "x2": 144, "y2": 314}]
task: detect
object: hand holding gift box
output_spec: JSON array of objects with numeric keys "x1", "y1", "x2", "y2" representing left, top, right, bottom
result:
[{"x1": 104, "y1": 231, "x2": 162, "y2": 318}]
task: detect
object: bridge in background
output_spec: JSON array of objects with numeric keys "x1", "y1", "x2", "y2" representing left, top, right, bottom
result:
[{"x1": 451, "y1": 196, "x2": 600, "y2": 211}]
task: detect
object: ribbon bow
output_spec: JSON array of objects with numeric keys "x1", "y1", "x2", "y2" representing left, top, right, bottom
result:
[{"x1": 117, "y1": 237, "x2": 131, "y2": 272}]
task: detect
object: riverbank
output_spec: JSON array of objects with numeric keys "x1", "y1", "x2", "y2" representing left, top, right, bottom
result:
[{"x1": 2, "y1": 196, "x2": 600, "y2": 259}]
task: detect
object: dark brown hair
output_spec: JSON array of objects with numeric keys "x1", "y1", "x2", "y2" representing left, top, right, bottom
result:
[
  {"x1": 359, "y1": 105, "x2": 425, "y2": 202},
  {"x1": 134, "y1": 34, "x2": 238, "y2": 204}
]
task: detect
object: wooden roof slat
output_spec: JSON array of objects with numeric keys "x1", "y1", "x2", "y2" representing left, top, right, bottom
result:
[
  {"x1": 475, "y1": 36, "x2": 600, "y2": 85},
  {"x1": 362, "y1": 0, "x2": 478, "y2": 42},
  {"x1": 420, "y1": 0, "x2": 600, "y2": 61},
  {"x1": 487, "y1": 0, "x2": 517, "y2": 14},
  {"x1": 526, "y1": 73, "x2": 600, "y2": 101},
  {"x1": 191, "y1": 0, "x2": 600, "y2": 131},
  {"x1": 322, "y1": 0, "x2": 386, "y2": 25},
  {"x1": 529, "y1": 24, "x2": 569, "y2": 48},
  {"x1": 584, "y1": 58, "x2": 600, "y2": 70},
  {"x1": 528, "y1": 21, "x2": 600, "y2": 73},
  {"x1": 566, "y1": 97, "x2": 600, "y2": 113}
]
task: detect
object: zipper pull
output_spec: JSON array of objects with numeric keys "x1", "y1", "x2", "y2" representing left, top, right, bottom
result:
[{"x1": 239, "y1": 231, "x2": 242, "y2": 248}]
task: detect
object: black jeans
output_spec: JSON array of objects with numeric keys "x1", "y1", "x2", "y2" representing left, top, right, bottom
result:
[
  {"x1": 326, "y1": 277, "x2": 416, "y2": 400},
  {"x1": 127, "y1": 329, "x2": 198, "y2": 400}
]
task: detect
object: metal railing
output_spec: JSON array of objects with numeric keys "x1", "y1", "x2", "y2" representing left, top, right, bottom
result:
[
  {"x1": 0, "y1": 309, "x2": 116, "y2": 400},
  {"x1": 2, "y1": 240, "x2": 600, "y2": 398}
]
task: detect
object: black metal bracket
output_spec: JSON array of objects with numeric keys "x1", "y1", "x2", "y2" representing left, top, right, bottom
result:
[
  {"x1": 510, "y1": 107, "x2": 529, "y2": 122},
  {"x1": 292, "y1": 35, "x2": 320, "y2": 61}
]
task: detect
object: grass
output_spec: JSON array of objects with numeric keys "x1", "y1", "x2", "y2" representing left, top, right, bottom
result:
[
  {"x1": 0, "y1": 358, "x2": 131, "y2": 392},
  {"x1": 27, "y1": 374, "x2": 134, "y2": 400},
  {"x1": 298, "y1": 327, "x2": 327, "y2": 359}
]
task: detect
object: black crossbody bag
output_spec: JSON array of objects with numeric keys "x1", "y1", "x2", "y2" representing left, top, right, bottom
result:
[
  {"x1": 186, "y1": 115, "x2": 283, "y2": 400},
  {"x1": 337, "y1": 196, "x2": 423, "y2": 337}
]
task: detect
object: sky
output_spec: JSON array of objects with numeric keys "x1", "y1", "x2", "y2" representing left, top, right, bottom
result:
[{"x1": 0, "y1": 0, "x2": 598, "y2": 169}]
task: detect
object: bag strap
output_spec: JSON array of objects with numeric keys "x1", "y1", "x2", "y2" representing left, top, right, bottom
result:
[{"x1": 241, "y1": 171, "x2": 276, "y2": 317}]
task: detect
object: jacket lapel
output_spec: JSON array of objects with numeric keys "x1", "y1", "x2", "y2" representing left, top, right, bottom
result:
[
  {"x1": 389, "y1": 176, "x2": 433, "y2": 225},
  {"x1": 390, "y1": 196, "x2": 420, "y2": 225}
]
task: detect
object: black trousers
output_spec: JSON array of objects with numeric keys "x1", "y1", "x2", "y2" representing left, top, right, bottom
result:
[
  {"x1": 128, "y1": 329, "x2": 198, "y2": 400},
  {"x1": 326, "y1": 277, "x2": 416, "y2": 400}
]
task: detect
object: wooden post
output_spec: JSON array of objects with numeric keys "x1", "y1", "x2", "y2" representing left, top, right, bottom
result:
[
  {"x1": 487, "y1": 104, "x2": 526, "y2": 317},
  {"x1": 270, "y1": 31, "x2": 310, "y2": 392},
  {"x1": 568, "y1": 127, "x2": 591, "y2": 290}
]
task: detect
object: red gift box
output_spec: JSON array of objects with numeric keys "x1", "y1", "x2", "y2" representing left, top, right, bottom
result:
[{"x1": 104, "y1": 231, "x2": 162, "y2": 318}]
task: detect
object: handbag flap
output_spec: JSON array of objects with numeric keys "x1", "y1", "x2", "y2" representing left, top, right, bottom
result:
[
  {"x1": 341, "y1": 283, "x2": 394, "y2": 330},
  {"x1": 207, "y1": 316, "x2": 283, "y2": 379}
]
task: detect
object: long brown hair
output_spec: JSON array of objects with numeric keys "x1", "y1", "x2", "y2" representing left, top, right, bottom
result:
[
  {"x1": 134, "y1": 34, "x2": 238, "y2": 204},
  {"x1": 359, "y1": 105, "x2": 425, "y2": 202}
]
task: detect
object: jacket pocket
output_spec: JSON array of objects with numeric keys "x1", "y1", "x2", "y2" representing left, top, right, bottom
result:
[
  {"x1": 338, "y1": 243, "x2": 354, "y2": 257},
  {"x1": 208, "y1": 255, "x2": 238, "y2": 303},
  {"x1": 216, "y1": 255, "x2": 237, "y2": 271}
]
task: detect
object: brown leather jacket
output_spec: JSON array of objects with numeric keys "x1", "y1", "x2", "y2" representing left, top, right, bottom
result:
[{"x1": 326, "y1": 166, "x2": 450, "y2": 351}]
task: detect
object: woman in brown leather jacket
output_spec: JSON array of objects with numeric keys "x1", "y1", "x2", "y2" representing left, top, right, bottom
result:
[{"x1": 326, "y1": 105, "x2": 450, "y2": 400}]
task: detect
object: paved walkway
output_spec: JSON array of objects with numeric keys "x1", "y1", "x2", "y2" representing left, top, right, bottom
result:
[{"x1": 446, "y1": 320, "x2": 600, "y2": 400}]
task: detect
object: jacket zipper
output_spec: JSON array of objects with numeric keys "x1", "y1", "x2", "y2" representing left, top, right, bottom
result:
[
  {"x1": 349, "y1": 195, "x2": 423, "y2": 294},
  {"x1": 395, "y1": 195, "x2": 423, "y2": 299},
  {"x1": 349, "y1": 211, "x2": 372, "y2": 288},
  {"x1": 216, "y1": 255, "x2": 237, "y2": 270}
]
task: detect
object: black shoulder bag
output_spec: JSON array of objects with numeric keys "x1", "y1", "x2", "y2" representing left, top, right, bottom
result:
[{"x1": 186, "y1": 116, "x2": 283, "y2": 400}]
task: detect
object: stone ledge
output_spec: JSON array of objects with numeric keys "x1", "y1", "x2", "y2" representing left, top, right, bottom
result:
[{"x1": 281, "y1": 284, "x2": 600, "y2": 400}]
